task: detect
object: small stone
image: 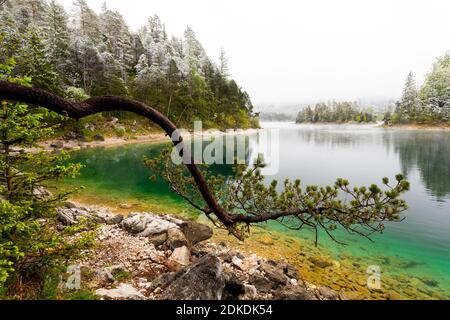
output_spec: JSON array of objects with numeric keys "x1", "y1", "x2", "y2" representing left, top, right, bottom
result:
[
  {"x1": 120, "y1": 212, "x2": 178, "y2": 236},
  {"x1": 244, "y1": 284, "x2": 258, "y2": 298},
  {"x1": 95, "y1": 283, "x2": 145, "y2": 300},
  {"x1": 309, "y1": 256, "x2": 333, "y2": 268},
  {"x1": 273, "y1": 285, "x2": 315, "y2": 300},
  {"x1": 148, "y1": 232, "x2": 168, "y2": 246},
  {"x1": 166, "y1": 246, "x2": 191, "y2": 271},
  {"x1": 64, "y1": 201, "x2": 78, "y2": 209},
  {"x1": 231, "y1": 254, "x2": 259, "y2": 273},
  {"x1": 259, "y1": 261, "x2": 288, "y2": 285},
  {"x1": 318, "y1": 286, "x2": 338, "y2": 300},
  {"x1": 282, "y1": 263, "x2": 299, "y2": 279},
  {"x1": 148, "y1": 272, "x2": 178, "y2": 292},
  {"x1": 119, "y1": 203, "x2": 132, "y2": 209},
  {"x1": 50, "y1": 141, "x2": 64, "y2": 149},
  {"x1": 93, "y1": 134, "x2": 105, "y2": 141},
  {"x1": 166, "y1": 228, "x2": 189, "y2": 249},
  {"x1": 258, "y1": 235, "x2": 274, "y2": 246},
  {"x1": 249, "y1": 274, "x2": 274, "y2": 293}
]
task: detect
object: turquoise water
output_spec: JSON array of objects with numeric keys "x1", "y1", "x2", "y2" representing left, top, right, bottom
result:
[{"x1": 63, "y1": 123, "x2": 450, "y2": 298}]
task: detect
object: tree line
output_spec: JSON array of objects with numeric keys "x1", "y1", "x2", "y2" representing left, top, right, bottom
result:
[
  {"x1": 0, "y1": 0, "x2": 257, "y2": 130},
  {"x1": 386, "y1": 53, "x2": 450, "y2": 125},
  {"x1": 296, "y1": 101, "x2": 375, "y2": 124}
]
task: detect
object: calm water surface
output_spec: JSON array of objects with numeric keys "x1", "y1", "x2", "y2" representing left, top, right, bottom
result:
[{"x1": 64, "y1": 122, "x2": 450, "y2": 297}]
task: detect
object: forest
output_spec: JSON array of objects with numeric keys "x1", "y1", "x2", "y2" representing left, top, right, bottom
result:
[
  {"x1": 0, "y1": 0, "x2": 258, "y2": 133},
  {"x1": 296, "y1": 101, "x2": 375, "y2": 124},
  {"x1": 387, "y1": 54, "x2": 450, "y2": 125}
]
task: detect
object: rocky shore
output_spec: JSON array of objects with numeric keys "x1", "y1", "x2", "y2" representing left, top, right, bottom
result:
[
  {"x1": 57, "y1": 202, "x2": 338, "y2": 300},
  {"x1": 40, "y1": 127, "x2": 261, "y2": 153}
]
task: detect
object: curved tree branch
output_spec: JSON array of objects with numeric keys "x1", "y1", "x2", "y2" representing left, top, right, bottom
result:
[
  {"x1": 0, "y1": 81, "x2": 409, "y2": 242},
  {"x1": 0, "y1": 81, "x2": 238, "y2": 228}
]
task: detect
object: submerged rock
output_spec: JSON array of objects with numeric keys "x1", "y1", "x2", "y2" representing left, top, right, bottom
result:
[{"x1": 309, "y1": 256, "x2": 333, "y2": 268}]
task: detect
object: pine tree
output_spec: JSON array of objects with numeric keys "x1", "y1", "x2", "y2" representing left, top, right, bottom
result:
[
  {"x1": 219, "y1": 47, "x2": 229, "y2": 78},
  {"x1": 419, "y1": 54, "x2": 450, "y2": 121},
  {"x1": 0, "y1": 57, "x2": 83, "y2": 289},
  {"x1": 395, "y1": 72, "x2": 419, "y2": 121},
  {"x1": 20, "y1": 28, "x2": 59, "y2": 93},
  {"x1": 44, "y1": 0, "x2": 71, "y2": 84},
  {"x1": 70, "y1": 0, "x2": 102, "y2": 92}
]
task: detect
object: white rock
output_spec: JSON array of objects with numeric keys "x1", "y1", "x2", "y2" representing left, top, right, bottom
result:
[
  {"x1": 121, "y1": 213, "x2": 179, "y2": 236},
  {"x1": 232, "y1": 254, "x2": 259, "y2": 274},
  {"x1": 95, "y1": 283, "x2": 145, "y2": 300},
  {"x1": 244, "y1": 284, "x2": 258, "y2": 298},
  {"x1": 167, "y1": 246, "x2": 191, "y2": 271}
]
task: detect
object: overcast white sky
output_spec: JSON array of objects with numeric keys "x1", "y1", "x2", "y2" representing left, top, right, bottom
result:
[{"x1": 59, "y1": 0, "x2": 450, "y2": 107}]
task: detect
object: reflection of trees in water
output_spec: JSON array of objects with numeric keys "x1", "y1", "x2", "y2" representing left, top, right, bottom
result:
[
  {"x1": 293, "y1": 127, "x2": 450, "y2": 200},
  {"x1": 383, "y1": 132, "x2": 450, "y2": 200},
  {"x1": 295, "y1": 126, "x2": 378, "y2": 149}
]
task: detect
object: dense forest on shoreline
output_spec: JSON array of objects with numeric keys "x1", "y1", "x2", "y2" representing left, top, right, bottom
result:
[
  {"x1": 386, "y1": 54, "x2": 450, "y2": 126},
  {"x1": 0, "y1": 0, "x2": 258, "y2": 135},
  {"x1": 296, "y1": 101, "x2": 375, "y2": 124}
]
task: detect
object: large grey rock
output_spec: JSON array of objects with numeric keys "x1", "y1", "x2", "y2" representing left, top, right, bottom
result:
[
  {"x1": 120, "y1": 213, "x2": 178, "y2": 237},
  {"x1": 160, "y1": 254, "x2": 225, "y2": 300},
  {"x1": 181, "y1": 221, "x2": 213, "y2": 245},
  {"x1": 57, "y1": 205, "x2": 122, "y2": 226},
  {"x1": 95, "y1": 283, "x2": 145, "y2": 300},
  {"x1": 57, "y1": 207, "x2": 95, "y2": 225}
]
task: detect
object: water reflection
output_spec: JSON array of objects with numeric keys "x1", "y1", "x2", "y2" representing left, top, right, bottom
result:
[
  {"x1": 281, "y1": 124, "x2": 450, "y2": 201},
  {"x1": 384, "y1": 132, "x2": 450, "y2": 201}
]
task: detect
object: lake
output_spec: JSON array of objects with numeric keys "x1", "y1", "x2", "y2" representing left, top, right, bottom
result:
[{"x1": 63, "y1": 122, "x2": 450, "y2": 299}]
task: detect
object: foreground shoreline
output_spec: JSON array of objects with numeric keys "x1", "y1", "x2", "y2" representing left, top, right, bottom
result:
[
  {"x1": 58, "y1": 201, "x2": 340, "y2": 300},
  {"x1": 59, "y1": 197, "x2": 448, "y2": 300}
]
